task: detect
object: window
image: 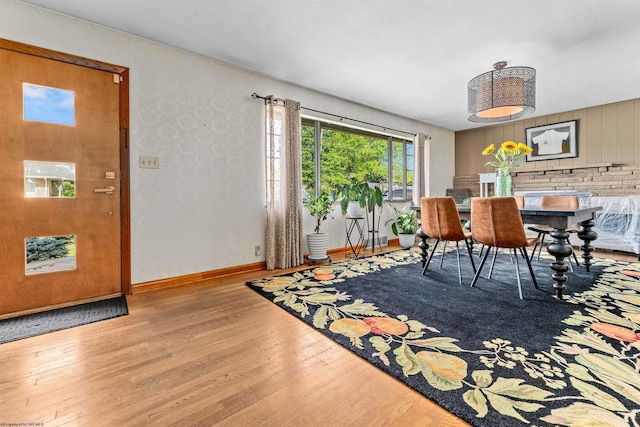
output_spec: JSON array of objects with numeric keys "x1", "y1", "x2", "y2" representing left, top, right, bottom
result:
[
  {"x1": 24, "y1": 161, "x2": 76, "y2": 198},
  {"x1": 23, "y1": 83, "x2": 75, "y2": 126},
  {"x1": 302, "y1": 119, "x2": 413, "y2": 201},
  {"x1": 25, "y1": 235, "x2": 77, "y2": 275},
  {"x1": 266, "y1": 109, "x2": 283, "y2": 203}
]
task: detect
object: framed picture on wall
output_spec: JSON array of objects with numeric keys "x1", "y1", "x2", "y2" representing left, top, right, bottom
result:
[{"x1": 525, "y1": 120, "x2": 577, "y2": 162}]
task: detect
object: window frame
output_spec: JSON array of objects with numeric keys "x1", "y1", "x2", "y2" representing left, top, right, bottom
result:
[{"x1": 301, "y1": 118, "x2": 413, "y2": 201}]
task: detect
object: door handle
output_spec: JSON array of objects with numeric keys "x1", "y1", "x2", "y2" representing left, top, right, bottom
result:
[{"x1": 94, "y1": 186, "x2": 115, "y2": 194}]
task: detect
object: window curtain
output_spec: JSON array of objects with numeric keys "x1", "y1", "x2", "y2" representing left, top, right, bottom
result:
[
  {"x1": 265, "y1": 97, "x2": 304, "y2": 270},
  {"x1": 412, "y1": 132, "x2": 430, "y2": 206}
]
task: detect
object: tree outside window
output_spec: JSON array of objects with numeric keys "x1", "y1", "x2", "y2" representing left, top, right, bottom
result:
[{"x1": 302, "y1": 120, "x2": 412, "y2": 200}]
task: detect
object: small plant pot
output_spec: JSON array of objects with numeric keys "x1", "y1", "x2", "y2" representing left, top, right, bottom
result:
[
  {"x1": 307, "y1": 232, "x2": 330, "y2": 260},
  {"x1": 398, "y1": 233, "x2": 416, "y2": 249},
  {"x1": 346, "y1": 201, "x2": 365, "y2": 218}
]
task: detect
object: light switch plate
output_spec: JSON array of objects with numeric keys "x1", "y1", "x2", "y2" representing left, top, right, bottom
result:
[{"x1": 139, "y1": 156, "x2": 160, "y2": 169}]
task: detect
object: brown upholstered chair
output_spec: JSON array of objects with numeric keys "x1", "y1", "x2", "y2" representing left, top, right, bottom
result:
[
  {"x1": 421, "y1": 197, "x2": 476, "y2": 284},
  {"x1": 478, "y1": 195, "x2": 527, "y2": 258},
  {"x1": 514, "y1": 195, "x2": 525, "y2": 209},
  {"x1": 470, "y1": 197, "x2": 539, "y2": 299},
  {"x1": 528, "y1": 195, "x2": 580, "y2": 267}
]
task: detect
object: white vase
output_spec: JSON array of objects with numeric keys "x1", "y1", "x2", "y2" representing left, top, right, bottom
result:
[
  {"x1": 346, "y1": 201, "x2": 365, "y2": 218},
  {"x1": 307, "y1": 232, "x2": 330, "y2": 260},
  {"x1": 398, "y1": 233, "x2": 416, "y2": 249}
]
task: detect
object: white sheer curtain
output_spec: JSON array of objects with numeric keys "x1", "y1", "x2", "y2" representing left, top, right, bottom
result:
[
  {"x1": 412, "y1": 132, "x2": 431, "y2": 206},
  {"x1": 265, "y1": 97, "x2": 304, "y2": 270}
]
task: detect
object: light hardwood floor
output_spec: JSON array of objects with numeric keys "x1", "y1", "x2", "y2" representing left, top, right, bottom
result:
[{"x1": 1, "y1": 245, "x2": 634, "y2": 426}]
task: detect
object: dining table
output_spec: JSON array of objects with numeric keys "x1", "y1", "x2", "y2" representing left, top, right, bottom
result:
[{"x1": 413, "y1": 203, "x2": 603, "y2": 299}]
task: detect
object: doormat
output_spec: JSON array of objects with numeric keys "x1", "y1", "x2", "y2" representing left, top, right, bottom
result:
[{"x1": 0, "y1": 295, "x2": 128, "y2": 344}]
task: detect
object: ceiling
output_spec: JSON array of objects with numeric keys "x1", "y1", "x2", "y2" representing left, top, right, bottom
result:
[{"x1": 19, "y1": 0, "x2": 640, "y2": 131}]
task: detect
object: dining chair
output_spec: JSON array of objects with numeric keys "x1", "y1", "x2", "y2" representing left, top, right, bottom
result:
[
  {"x1": 528, "y1": 195, "x2": 581, "y2": 267},
  {"x1": 478, "y1": 195, "x2": 525, "y2": 258},
  {"x1": 514, "y1": 195, "x2": 525, "y2": 208},
  {"x1": 420, "y1": 196, "x2": 476, "y2": 284},
  {"x1": 470, "y1": 197, "x2": 539, "y2": 299}
]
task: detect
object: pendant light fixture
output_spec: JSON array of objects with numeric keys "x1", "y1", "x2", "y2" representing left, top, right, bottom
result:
[{"x1": 468, "y1": 61, "x2": 536, "y2": 123}]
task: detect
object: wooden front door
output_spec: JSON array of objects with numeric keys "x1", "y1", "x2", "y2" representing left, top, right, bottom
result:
[{"x1": 0, "y1": 46, "x2": 126, "y2": 316}]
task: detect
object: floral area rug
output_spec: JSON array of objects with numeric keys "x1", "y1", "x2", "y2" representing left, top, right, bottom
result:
[{"x1": 247, "y1": 250, "x2": 640, "y2": 426}]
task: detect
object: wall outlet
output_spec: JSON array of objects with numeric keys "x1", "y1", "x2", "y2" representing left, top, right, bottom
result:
[
  {"x1": 255, "y1": 245, "x2": 261, "y2": 256},
  {"x1": 139, "y1": 156, "x2": 160, "y2": 169}
]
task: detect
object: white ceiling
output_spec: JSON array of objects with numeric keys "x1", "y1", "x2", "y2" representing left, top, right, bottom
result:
[{"x1": 19, "y1": 0, "x2": 640, "y2": 131}]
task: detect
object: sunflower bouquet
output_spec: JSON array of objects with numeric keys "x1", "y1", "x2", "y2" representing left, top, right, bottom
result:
[{"x1": 482, "y1": 141, "x2": 532, "y2": 174}]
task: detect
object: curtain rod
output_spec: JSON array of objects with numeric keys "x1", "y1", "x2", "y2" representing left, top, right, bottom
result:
[{"x1": 251, "y1": 93, "x2": 417, "y2": 137}]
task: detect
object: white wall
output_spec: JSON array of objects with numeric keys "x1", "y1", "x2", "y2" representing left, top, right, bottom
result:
[{"x1": 1, "y1": 0, "x2": 455, "y2": 284}]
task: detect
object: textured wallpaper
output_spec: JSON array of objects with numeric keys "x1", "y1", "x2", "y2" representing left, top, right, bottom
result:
[{"x1": 2, "y1": 0, "x2": 454, "y2": 284}]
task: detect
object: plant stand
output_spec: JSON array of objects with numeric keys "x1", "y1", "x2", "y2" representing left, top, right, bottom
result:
[
  {"x1": 344, "y1": 215, "x2": 366, "y2": 258},
  {"x1": 366, "y1": 204, "x2": 384, "y2": 254},
  {"x1": 307, "y1": 256, "x2": 331, "y2": 266}
]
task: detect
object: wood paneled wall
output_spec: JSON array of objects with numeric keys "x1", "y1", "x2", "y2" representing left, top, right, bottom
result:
[{"x1": 455, "y1": 98, "x2": 640, "y2": 177}]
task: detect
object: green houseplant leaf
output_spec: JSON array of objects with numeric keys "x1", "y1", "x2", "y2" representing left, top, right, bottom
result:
[
  {"x1": 335, "y1": 178, "x2": 384, "y2": 214},
  {"x1": 303, "y1": 190, "x2": 335, "y2": 233},
  {"x1": 386, "y1": 204, "x2": 418, "y2": 235}
]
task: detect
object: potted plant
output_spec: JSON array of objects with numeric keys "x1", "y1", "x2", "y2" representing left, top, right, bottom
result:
[
  {"x1": 335, "y1": 178, "x2": 384, "y2": 217},
  {"x1": 365, "y1": 184, "x2": 384, "y2": 212},
  {"x1": 386, "y1": 204, "x2": 418, "y2": 248},
  {"x1": 363, "y1": 171, "x2": 387, "y2": 188},
  {"x1": 304, "y1": 190, "x2": 335, "y2": 260}
]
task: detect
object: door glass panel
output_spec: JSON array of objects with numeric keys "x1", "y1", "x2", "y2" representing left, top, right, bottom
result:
[
  {"x1": 23, "y1": 83, "x2": 75, "y2": 126},
  {"x1": 25, "y1": 235, "x2": 76, "y2": 275},
  {"x1": 24, "y1": 161, "x2": 76, "y2": 198}
]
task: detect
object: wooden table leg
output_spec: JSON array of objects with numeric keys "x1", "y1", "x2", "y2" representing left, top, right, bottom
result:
[
  {"x1": 577, "y1": 218, "x2": 598, "y2": 272},
  {"x1": 547, "y1": 228, "x2": 573, "y2": 299},
  {"x1": 416, "y1": 227, "x2": 429, "y2": 268}
]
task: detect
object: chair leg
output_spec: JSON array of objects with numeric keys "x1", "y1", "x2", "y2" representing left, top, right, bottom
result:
[
  {"x1": 422, "y1": 240, "x2": 440, "y2": 275},
  {"x1": 464, "y1": 238, "x2": 477, "y2": 273},
  {"x1": 531, "y1": 232, "x2": 541, "y2": 258},
  {"x1": 568, "y1": 236, "x2": 580, "y2": 266},
  {"x1": 478, "y1": 244, "x2": 485, "y2": 257},
  {"x1": 471, "y1": 247, "x2": 491, "y2": 287},
  {"x1": 487, "y1": 247, "x2": 498, "y2": 279},
  {"x1": 536, "y1": 233, "x2": 545, "y2": 260},
  {"x1": 519, "y1": 247, "x2": 539, "y2": 289},
  {"x1": 513, "y1": 248, "x2": 524, "y2": 300},
  {"x1": 567, "y1": 253, "x2": 574, "y2": 273},
  {"x1": 455, "y1": 241, "x2": 462, "y2": 285},
  {"x1": 440, "y1": 241, "x2": 448, "y2": 269}
]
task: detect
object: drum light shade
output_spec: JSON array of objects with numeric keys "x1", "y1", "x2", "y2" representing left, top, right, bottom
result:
[{"x1": 468, "y1": 61, "x2": 536, "y2": 123}]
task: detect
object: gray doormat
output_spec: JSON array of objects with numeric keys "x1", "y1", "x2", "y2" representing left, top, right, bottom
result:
[{"x1": 0, "y1": 295, "x2": 128, "y2": 344}]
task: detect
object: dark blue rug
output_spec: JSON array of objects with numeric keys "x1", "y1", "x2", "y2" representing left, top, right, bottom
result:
[
  {"x1": 247, "y1": 250, "x2": 640, "y2": 426},
  {"x1": 0, "y1": 295, "x2": 128, "y2": 344}
]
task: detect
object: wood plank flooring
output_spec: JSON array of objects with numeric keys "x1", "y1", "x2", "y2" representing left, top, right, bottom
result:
[{"x1": 1, "y1": 245, "x2": 634, "y2": 426}]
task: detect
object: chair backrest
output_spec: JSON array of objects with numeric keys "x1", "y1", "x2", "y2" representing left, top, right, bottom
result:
[
  {"x1": 514, "y1": 195, "x2": 525, "y2": 209},
  {"x1": 420, "y1": 196, "x2": 466, "y2": 241},
  {"x1": 540, "y1": 195, "x2": 579, "y2": 209},
  {"x1": 471, "y1": 197, "x2": 528, "y2": 248}
]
